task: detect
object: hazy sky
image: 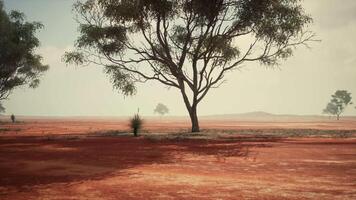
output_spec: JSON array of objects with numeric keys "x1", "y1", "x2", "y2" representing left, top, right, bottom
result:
[{"x1": 2, "y1": 0, "x2": 356, "y2": 116}]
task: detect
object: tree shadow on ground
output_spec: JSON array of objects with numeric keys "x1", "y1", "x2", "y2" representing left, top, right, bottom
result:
[{"x1": 0, "y1": 134, "x2": 283, "y2": 190}]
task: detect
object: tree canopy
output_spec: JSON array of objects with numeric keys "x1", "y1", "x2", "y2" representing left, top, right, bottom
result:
[
  {"x1": 154, "y1": 103, "x2": 169, "y2": 116},
  {"x1": 323, "y1": 90, "x2": 353, "y2": 120},
  {"x1": 0, "y1": 0, "x2": 48, "y2": 112},
  {"x1": 65, "y1": 0, "x2": 315, "y2": 132}
]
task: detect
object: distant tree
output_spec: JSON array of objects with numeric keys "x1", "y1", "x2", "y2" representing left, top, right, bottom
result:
[
  {"x1": 323, "y1": 90, "x2": 353, "y2": 120},
  {"x1": 154, "y1": 103, "x2": 169, "y2": 116},
  {"x1": 65, "y1": 0, "x2": 315, "y2": 132},
  {"x1": 10, "y1": 114, "x2": 15, "y2": 123},
  {"x1": 0, "y1": 0, "x2": 49, "y2": 113}
]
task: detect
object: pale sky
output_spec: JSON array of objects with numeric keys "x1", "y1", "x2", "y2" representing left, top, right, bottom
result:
[{"x1": 2, "y1": 0, "x2": 356, "y2": 116}]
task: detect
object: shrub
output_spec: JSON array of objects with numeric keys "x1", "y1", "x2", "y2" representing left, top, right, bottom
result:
[
  {"x1": 130, "y1": 114, "x2": 142, "y2": 137},
  {"x1": 11, "y1": 114, "x2": 15, "y2": 123}
]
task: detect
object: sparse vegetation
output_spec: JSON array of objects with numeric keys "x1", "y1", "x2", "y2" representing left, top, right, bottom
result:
[
  {"x1": 323, "y1": 90, "x2": 353, "y2": 120},
  {"x1": 130, "y1": 113, "x2": 143, "y2": 137},
  {"x1": 10, "y1": 114, "x2": 15, "y2": 123},
  {"x1": 1, "y1": 1, "x2": 355, "y2": 199}
]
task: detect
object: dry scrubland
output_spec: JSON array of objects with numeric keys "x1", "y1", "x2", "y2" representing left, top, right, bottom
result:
[{"x1": 0, "y1": 117, "x2": 356, "y2": 199}]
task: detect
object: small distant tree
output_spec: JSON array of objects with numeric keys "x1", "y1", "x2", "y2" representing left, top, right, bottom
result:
[
  {"x1": 154, "y1": 103, "x2": 169, "y2": 116},
  {"x1": 10, "y1": 114, "x2": 15, "y2": 123},
  {"x1": 0, "y1": 1, "x2": 49, "y2": 112},
  {"x1": 323, "y1": 90, "x2": 353, "y2": 120}
]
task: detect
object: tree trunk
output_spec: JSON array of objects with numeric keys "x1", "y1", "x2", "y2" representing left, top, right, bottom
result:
[
  {"x1": 178, "y1": 80, "x2": 200, "y2": 132},
  {"x1": 189, "y1": 105, "x2": 200, "y2": 132},
  {"x1": 337, "y1": 114, "x2": 340, "y2": 121},
  {"x1": 179, "y1": 91, "x2": 200, "y2": 132}
]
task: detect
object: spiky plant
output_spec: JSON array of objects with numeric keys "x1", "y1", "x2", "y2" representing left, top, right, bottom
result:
[
  {"x1": 10, "y1": 114, "x2": 15, "y2": 123},
  {"x1": 130, "y1": 114, "x2": 142, "y2": 137}
]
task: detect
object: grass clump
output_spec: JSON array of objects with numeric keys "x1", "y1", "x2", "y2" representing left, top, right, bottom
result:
[
  {"x1": 130, "y1": 114, "x2": 143, "y2": 137},
  {"x1": 11, "y1": 114, "x2": 15, "y2": 123}
]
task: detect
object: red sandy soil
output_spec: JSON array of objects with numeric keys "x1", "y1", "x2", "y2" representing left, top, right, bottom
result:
[
  {"x1": 1, "y1": 117, "x2": 356, "y2": 137},
  {"x1": 0, "y1": 118, "x2": 356, "y2": 199}
]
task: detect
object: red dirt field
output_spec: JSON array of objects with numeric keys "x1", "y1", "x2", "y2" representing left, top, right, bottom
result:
[
  {"x1": 1, "y1": 117, "x2": 356, "y2": 137},
  {"x1": 1, "y1": 118, "x2": 356, "y2": 199}
]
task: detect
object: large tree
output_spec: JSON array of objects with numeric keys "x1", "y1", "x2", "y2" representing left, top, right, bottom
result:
[
  {"x1": 323, "y1": 90, "x2": 352, "y2": 120},
  {"x1": 0, "y1": 0, "x2": 48, "y2": 113},
  {"x1": 65, "y1": 0, "x2": 315, "y2": 132}
]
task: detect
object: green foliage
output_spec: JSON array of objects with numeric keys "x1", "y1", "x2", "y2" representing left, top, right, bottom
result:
[
  {"x1": 62, "y1": 52, "x2": 85, "y2": 66},
  {"x1": 130, "y1": 113, "x2": 143, "y2": 137},
  {"x1": 105, "y1": 65, "x2": 136, "y2": 96},
  {"x1": 323, "y1": 90, "x2": 353, "y2": 120},
  {"x1": 77, "y1": 24, "x2": 127, "y2": 55},
  {"x1": 324, "y1": 103, "x2": 339, "y2": 116},
  {"x1": 67, "y1": 0, "x2": 314, "y2": 132},
  {"x1": 154, "y1": 103, "x2": 169, "y2": 116},
  {"x1": 66, "y1": 0, "x2": 313, "y2": 94},
  {"x1": 0, "y1": 0, "x2": 48, "y2": 106}
]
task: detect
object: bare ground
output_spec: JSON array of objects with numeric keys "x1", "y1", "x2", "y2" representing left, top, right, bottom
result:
[
  {"x1": 1, "y1": 117, "x2": 356, "y2": 136},
  {"x1": 0, "y1": 119, "x2": 356, "y2": 199}
]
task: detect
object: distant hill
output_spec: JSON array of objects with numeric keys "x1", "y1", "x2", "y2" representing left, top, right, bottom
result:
[
  {"x1": 206, "y1": 111, "x2": 275, "y2": 118},
  {"x1": 201, "y1": 111, "x2": 356, "y2": 122}
]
